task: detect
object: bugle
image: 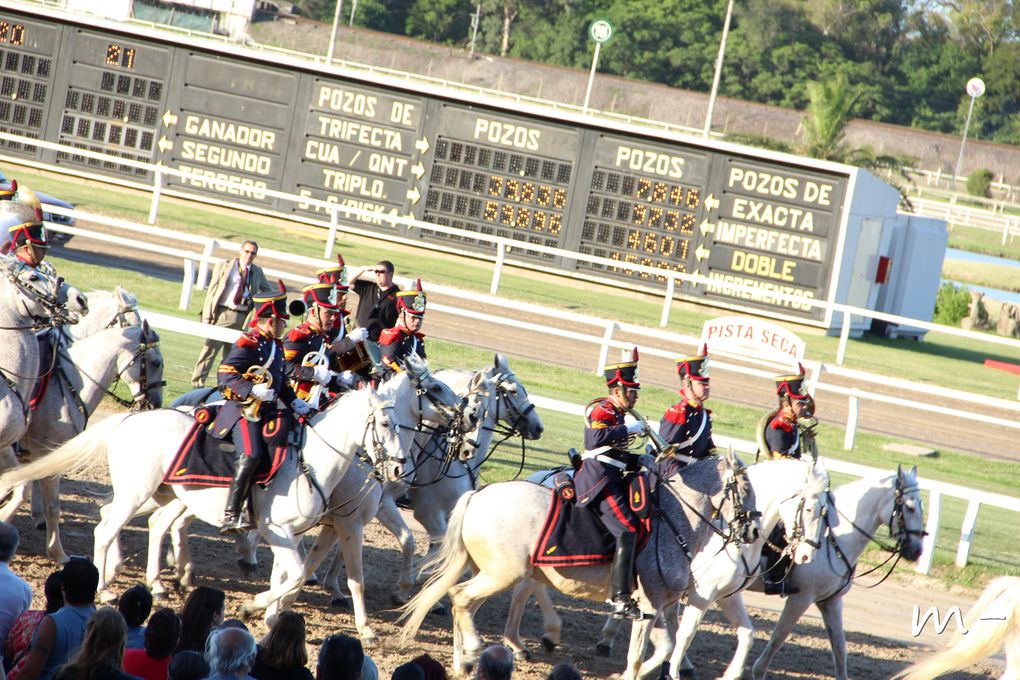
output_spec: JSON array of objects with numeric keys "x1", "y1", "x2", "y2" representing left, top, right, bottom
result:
[
  {"x1": 627, "y1": 407, "x2": 676, "y2": 461},
  {"x1": 240, "y1": 365, "x2": 273, "y2": 422}
]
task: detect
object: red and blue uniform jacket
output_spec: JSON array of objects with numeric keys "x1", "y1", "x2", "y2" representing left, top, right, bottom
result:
[
  {"x1": 379, "y1": 326, "x2": 426, "y2": 371},
  {"x1": 765, "y1": 412, "x2": 801, "y2": 459},
  {"x1": 657, "y1": 400, "x2": 716, "y2": 478},
  {"x1": 574, "y1": 398, "x2": 638, "y2": 508},
  {"x1": 210, "y1": 328, "x2": 297, "y2": 438}
]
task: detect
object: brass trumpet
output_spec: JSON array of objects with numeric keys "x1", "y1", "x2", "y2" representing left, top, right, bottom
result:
[
  {"x1": 627, "y1": 407, "x2": 675, "y2": 461},
  {"x1": 240, "y1": 365, "x2": 273, "y2": 422}
]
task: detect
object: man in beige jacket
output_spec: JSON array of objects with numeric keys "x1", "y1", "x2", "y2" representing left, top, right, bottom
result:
[{"x1": 190, "y1": 240, "x2": 270, "y2": 387}]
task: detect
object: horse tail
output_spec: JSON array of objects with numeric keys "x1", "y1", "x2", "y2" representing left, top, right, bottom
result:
[
  {"x1": 893, "y1": 576, "x2": 1020, "y2": 680},
  {"x1": 398, "y1": 489, "x2": 476, "y2": 646},
  {"x1": 0, "y1": 412, "x2": 131, "y2": 491}
]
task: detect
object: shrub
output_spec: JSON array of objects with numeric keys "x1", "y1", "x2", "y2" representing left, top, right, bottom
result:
[
  {"x1": 966, "y1": 169, "x2": 994, "y2": 198},
  {"x1": 933, "y1": 282, "x2": 971, "y2": 326}
]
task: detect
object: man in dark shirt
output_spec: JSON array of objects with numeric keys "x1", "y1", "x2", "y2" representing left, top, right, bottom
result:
[{"x1": 348, "y1": 260, "x2": 400, "y2": 342}]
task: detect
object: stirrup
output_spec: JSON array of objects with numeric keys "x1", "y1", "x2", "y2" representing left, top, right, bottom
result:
[
  {"x1": 609, "y1": 597, "x2": 646, "y2": 621},
  {"x1": 220, "y1": 511, "x2": 253, "y2": 535}
]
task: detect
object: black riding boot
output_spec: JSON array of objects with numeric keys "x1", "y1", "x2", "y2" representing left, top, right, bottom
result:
[
  {"x1": 762, "y1": 524, "x2": 799, "y2": 597},
  {"x1": 609, "y1": 531, "x2": 642, "y2": 620},
  {"x1": 221, "y1": 452, "x2": 258, "y2": 534}
]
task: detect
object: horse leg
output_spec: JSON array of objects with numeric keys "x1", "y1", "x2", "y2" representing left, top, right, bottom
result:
[
  {"x1": 448, "y1": 572, "x2": 516, "y2": 675},
  {"x1": 304, "y1": 529, "x2": 348, "y2": 607},
  {"x1": 322, "y1": 541, "x2": 351, "y2": 605},
  {"x1": 0, "y1": 482, "x2": 29, "y2": 523},
  {"x1": 31, "y1": 480, "x2": 44, "y2": 529},
  {"x1": 146, "y1": 503, "x2": 186, "y2": 600},
  {"x1": 637, "y1": 611, "x2": 676, "y2": 680},
  {"x1": 532, "y1": 582, "x2": 563, "y2": 651},
  {"x1": 38, "y1": 476, "x2": 68, "y2": 564},
  {"x1": 715, "y1": 592, "x2": 754, "y2": 680},
  {"x1": 751, "y1": 592, "x2": 815, "y2": 680},
  {"x1": 816, "y1": 596, "x2": 849, "y2": 680},
  {"x1": 234, "y1": 530, "x2": 259, "y2": 578},
  {"x1": 94, "y1": 499, "x2": 139, "y2": 603},
  {"x1": 503, "y1": 580, "x2": 534, "y2": 660},
  {"x1": 170, "y1": 513, "x2": 198, "y2": 591},
  {"x1": 668, "y1": 597, "x2": 713, "y2": 679},
  {"x1": 598, "y1": 614, "x2": 623, "y2": 657},
  {"x1": 622, "y1": 610, "x2": 658, "y2": 680},
  {"x1": 335, "y1": 521, "x2": 378, "y2": 643},
  {"x1": 374, "y1": 495, "x2": 416, "y2": 604}
]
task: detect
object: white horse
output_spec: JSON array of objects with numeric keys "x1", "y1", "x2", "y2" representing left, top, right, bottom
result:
[
  {"x1": 512, "y1": 457, "x2": 830, "y2": 679},
  {"x1": 318, "y1": 355, "x2": 545, "y2": 605},
  {"x1": 893, "y1": 575, "x2": 1020, "y2": 680},
  {"x1": 67, "y1": 286, "x2": 141, "y2": 339},
  {"x1": 749, "y1": 465, "x2": 926, "y2": 680},
  {"x1": 399, "y1": 454, "x2": 761, "y2": 678},
  {"x1": 0, "y1": 373, "x2": 424, "y2": 620},
  {"x1": 0, "y1": 322, "x2": 163, "y2": 563}
]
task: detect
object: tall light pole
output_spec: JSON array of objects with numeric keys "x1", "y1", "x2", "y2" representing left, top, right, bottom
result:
[
  {"x1": 703, "y1": 0, "x2": 735, "y2": 138},
  {"x1": 326, "y1": 0, "x2": 344, "y2": 64},
  {"x1": 583, "y1": 19, "x2": 614, "y2": 114},
  {"x1": 349, "y1": 0, "x2": 358, "y2": 26},
  {"x1": 954, "y1": 76, "x2": 985, "y2": 183},
  {"x1": 469, "y1": 1, "x2": 482, "y2": 59}
]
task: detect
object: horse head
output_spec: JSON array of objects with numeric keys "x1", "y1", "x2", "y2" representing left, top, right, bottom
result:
[
  {"x1": 488, "y1": 354, "x2": 543, "y2": 441},
  {"x1": 452, "y1": 370, "x2": 494, "y2": 461},
  {"x1": 366, "y1": 386, "x2": 411, "y2": 483},
  {"x1": 2, "y1": 258, "x2": 85, "y2": 325},
  {"x1": 778, "y1": 458, "x2": 829, "y2": 565},
  {"x1": 888, "y1": 464, "x2": 925, "y2": 562},
  {"x1": 113, "y1": 286, "x2": 142, "y2": 327},
  {"x1": 121, "y1": 321, "x2": 165, "y2": 411},
  {"x1": 720, "y1": 450, "x2": 761, "y2": 545},
  {"x1": 401, "y1": 354, "x2": 466, "y2": 428}
]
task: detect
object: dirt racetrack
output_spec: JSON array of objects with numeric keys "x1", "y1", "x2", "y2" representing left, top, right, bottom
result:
[{"x1": 6, "y1": 462, "x2": 1002, "y2": 680}]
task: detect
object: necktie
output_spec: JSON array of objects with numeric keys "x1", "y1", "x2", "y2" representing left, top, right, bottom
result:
[{"x1": 233, "y1": 263, "x2": 247, "y2": 306}]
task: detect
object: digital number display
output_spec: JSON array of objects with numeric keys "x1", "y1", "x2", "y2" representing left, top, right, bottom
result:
[
  {"x1": 578, "y1": 168, "x2": 702, "y2": 282},
  {"x1": 105, "y1": 43, "x2": 136, "y2": 69},
  {"x1": 0, "y1": 21, "x2": 26, "y2": 45}
]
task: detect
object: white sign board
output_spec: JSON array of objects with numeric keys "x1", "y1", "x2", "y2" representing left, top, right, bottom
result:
[
  {"x1": 966, "y1": 77, "x2": 985, "y2": 98},
  {"x1": 701, "y1": 316, "x2": 806, "y2": 363},
  {"x1": 589, "y1": 19, "x2": 614, "y2": 44}
]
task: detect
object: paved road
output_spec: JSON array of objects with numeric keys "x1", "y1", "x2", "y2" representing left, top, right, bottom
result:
[{"x1": 51, "y1": 221, "x2": 1019, "y2": 463}]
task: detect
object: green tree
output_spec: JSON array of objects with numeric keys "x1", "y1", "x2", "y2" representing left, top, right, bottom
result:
[
  {"x1": 945, "y1": 0, "x2": 1019, "y2": 57},
  {"x1": 405, "y1": 0, "x2": 473, "y2": 43},
  {"x1": 800, "y1": 74, "x2": 859, "y2": 160}
]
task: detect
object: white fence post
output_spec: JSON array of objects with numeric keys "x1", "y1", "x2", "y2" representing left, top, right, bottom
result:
[
  {"x1": 148, "y1": 168, "x2": 163, "y2": 225},
  {"x1": 596, "y1": 321, "x2": 617, "y2": 375},
  {"x1": 660, "y1": 276, "x2": 675, "y2": 327},
  {"x1": 324, "y1": 207, "x2": 339, "y2": 258},
  {"x1": 196, "y1": 240, "x2": 215, "y2": 290},
  {"x1": 916, "y1": 489, "x2": 941, "y2": 574},
  {"x1": 490, "y1": 240, "x2": 506, "y2": 295},
  {"x1": 836, "y1": 311, "x2": 852, "y2": 365},
  {"x1": 179, "y1": 258, "x2": 195, "y2": 311},
  {"x1": 844, "y1": 395, "x2": 859, "y2": 450},
  {"x1": 955, "y1": 500, "x2": 981, "y2": 568}
]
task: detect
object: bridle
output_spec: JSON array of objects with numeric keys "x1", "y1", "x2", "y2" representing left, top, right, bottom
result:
[{"x1": 3, "y1": 268, "x2": 76, "y2": 331}]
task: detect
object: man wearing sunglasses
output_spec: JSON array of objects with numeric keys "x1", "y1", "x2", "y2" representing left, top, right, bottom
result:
[
  {"x1": 347, "y1": 260, "x2": 400, "y2": 343},
  {"x1": 191, "y1": 241, "x2": 270, "y2": 388}
]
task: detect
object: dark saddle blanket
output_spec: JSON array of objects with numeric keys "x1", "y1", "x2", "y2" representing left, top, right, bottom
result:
[
  {"x1": 531, "y1": 475, "x2": 650, "y2": 568},
  {"x1": 162, "y1": 405, "x2": 288, "y2": 488}
]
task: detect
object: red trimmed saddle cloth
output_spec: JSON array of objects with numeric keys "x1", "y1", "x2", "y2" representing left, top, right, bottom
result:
[{"x1": 161, "y1": 405, "x2": 288, "y2": 487}]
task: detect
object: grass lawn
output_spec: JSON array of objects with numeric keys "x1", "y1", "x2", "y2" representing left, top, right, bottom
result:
[
  {"x1": 948, "y1": 223, "x2": 1020, "y2": 260},
  {"x1": 942, "y1": 259, "x2": 1020, "y2": 293}
]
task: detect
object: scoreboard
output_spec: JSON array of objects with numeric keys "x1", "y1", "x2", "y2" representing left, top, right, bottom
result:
[{"x1": 0, "y1": 3, "x2": 904, "y2": 330}]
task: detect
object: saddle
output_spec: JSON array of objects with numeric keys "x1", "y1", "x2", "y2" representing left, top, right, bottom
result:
[
  {"x1": 162, "y1": 405, "x2": 289, "y2": 488},
  {"x1": 531, "y1": 472, "x2": 650, "y2": 568}
]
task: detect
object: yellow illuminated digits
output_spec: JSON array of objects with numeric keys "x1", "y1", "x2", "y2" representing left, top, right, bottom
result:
[
  {"x1": 632, "y1": 204, "x2": 647, "y2": 225},
  {"x1": 663, "y1": 211, "x2": 678, "y2": 232},
  {"x1": 516, "y1": 207, "x2": 531, "y2": 230},
  {"x1": 686, "y1": 187, "x2": 700, "y2": 209},
  {"x1": 505, "y1": 179, "x2": 520, "y2": 201},
  {"x1": 627, "y1": 230, "x2": 640, "y2": 249},
  {"x1": 11, "y1": 24, "x2": 23, "y2": 45},
  {"x1": 652, "y1": 182, "x2": 667, "y2": 202},
  {"x1": 678, "y1": 239, "x2": 690, "y2": 259},
  {"x1": 123, "y1": 47, "x2": 136, "y2": 69},
  {"x1": 521, "y1": 182, "x2": 535, "y2": 203},
  {"x1": 660, "y1": 236, "x2": 675, "y2": 257},
  {"x1": 106, "y1": 44, "x2": 121, "y2": 67},
  {"x1": 649, "y1": 207, "x2": 663, "y2": 228},
  {"x1": 549, "y1": 214, "x2": 562, "y2": 234},
  {"x1": 680, "y1": 214, "x2": 695, "y2": 234},
  {"x1": 636, "y1": 178, "x2": 651, "y2": 200},
  {"x1": 553, "y1": 188, "x2": 566, "y2": 209},
  {"x1": 532, "y1": 211, "x2": 547, "y2": 232},
  {"x1": 537, "y1": 185, "x2": 550, "y2": 206},
  {"x1": 484, "y1": 201, "x2": 498, "y2": 221},
  {"x1": 500, "y1": 204, "x2": 514, "y2": 225},
  {"x1": 670, "y1": 185, "x2": 684, "y2": 205},
  {"x1": 0, "y1": 22, "x2": 8, "y2": 42},
  {"x1": 488, "y1": 176, "x2": 503, "y2": 197},
  {"x1": 643, "y1": 233, "x2": 656, "y2": 253}
]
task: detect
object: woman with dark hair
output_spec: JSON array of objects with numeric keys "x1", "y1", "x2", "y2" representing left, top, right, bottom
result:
[
  {"x1": 250, "y1": 612, "x2": 312, "y2": 680},
  {"x1": 165, "y1": 652, "x2": 207, "y2": 680},
  {"x1": 173, "y1": 587, "x2": 224, "y2": 654},
  {"x1": 123, "y1": 608, "x2": 181, "y2": 680},
  {"x1": 117, "y1": 586, "x2": 153, "y2": 651},
  {"x1": 4, "y1": 571, "x2": 63, "y2": 680},
  {"x1": 54, "y1": 607, "x2": 137, "y2": 680},
  {"x1": 409, "y1": 654, "x2": 448, "y2": 680}
]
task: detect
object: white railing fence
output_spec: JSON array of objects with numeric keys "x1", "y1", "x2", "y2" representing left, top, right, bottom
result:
[{"x1": 138, "y1": 307, "x2": 1020, "y2": 575}]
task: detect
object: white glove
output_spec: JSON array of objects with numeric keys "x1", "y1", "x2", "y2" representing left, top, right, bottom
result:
[
  {"x1": 337, "y1": 370, "x2": 357, "y2": 388},
  {"x1": 291, "y1": 398, "x2": 312, "y2": 416},
  {"x1": 348, "y1": 326, "x2": 369, "y2": 343},
  {"x1": 626, "y1": 421, "x2": 646, "y2": 435},
  {"x1": 312, "y1": 364, "x2": 333, "y2": 385},
  {"x1": 250, "y1": 383, "x2": 276, "y2": 402}
]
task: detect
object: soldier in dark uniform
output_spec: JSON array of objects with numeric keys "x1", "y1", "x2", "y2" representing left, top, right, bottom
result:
[
  {"x1": 216, "y1": 283, "x2": 312, "y2": 534},
  {"x1": 657, "y1": 345, "x2": 715, "y2": 478},
  {"x1": 314, "y1": 256, "x2": 351, "y2": 341},
  {"x1": 378, "y1": 279, "x2": 426, "y2": 373},
  {"x1": 284, "y1": 283, "x2": 344, "y2": 408},
  {"x1": 574, "y1": 348, "x2": 648, "y2": 620}
]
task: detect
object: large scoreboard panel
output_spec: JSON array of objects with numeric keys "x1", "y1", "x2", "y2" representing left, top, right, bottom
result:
[{"x1": 1, "y1": 4, "x2": 900, "y2": 328}]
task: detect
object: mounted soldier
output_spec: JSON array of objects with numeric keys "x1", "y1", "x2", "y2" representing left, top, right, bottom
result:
[
  {"x1": 573, "y1": 348, "x2": 649, "y2": 620},
  {"x1": 284, "y1": 283, "x2": 347, "y2": 409},
  {"x1": 215, "y1": 282, "x2": 311, "y2": 534},
  {"x1": 379, "y1": 279, "x2": 427, "y2": 373},
  {"x1": 657, "y1": 344, "x2": 716, "y2": 478},
  {"x1": 316, "y1": 255, "x2": 372, "y2": 382}
]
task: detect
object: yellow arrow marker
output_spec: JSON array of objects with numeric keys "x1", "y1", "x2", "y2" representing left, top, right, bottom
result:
[
  {"x1": 406, "y1": 186, "x2": 421, "y2": 204},
  {"x1": 704, "y1": 194, "x2": 720, "y2": 212},
  {"x1": 695, "y1": 244, "x2": 711, "y2": 261},
  {"x1": 157, "y1": 136, "x2": 173, "y2": 153},
  {"x1": 415, "y1": 137, "x2": 430, "y2": 154},
  {"x1": 700, "y1": 219, "x2": 714, "y2": 236},
  {"x1": 162, "y1": 111, "x2": 178, "y2": 127},
  {"x1": 411, "y1": 162, "x2": 425, "y2": 179}
]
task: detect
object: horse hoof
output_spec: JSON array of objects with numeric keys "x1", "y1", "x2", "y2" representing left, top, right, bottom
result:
[
  {"x1": 305, "y1": 575, "x2": 319, "y2": 587},
  {"x1": 360, "y1": 630, "x2": 379, "y2": 646},
  {"x1": 390, "y1": 592, "x2": 409, "y2": 607},
  {"x1": 595, "y1": 643, "x2": 613, "y2": 658},
  {"x1": 35, "y1": 520, "x2": 46, "y2": 531},
  {"x1": 428, "y1": 602, "x2": 449, "y2": 617},
  {"x1": 540, "y1": 636, "x2": 557, "y2": 653},
  {"x1": 236, "y1": 558, "x2": 258, "y2": 577},
  {"x1": 677, "y1": 669, "x2": 696, "y2": 679},
  {"x1": 330, "y1": 596, "x2": 351, "y2": 609},
  {"x1": 512, "y1": 649, "x2": 530, "y2": 662}
]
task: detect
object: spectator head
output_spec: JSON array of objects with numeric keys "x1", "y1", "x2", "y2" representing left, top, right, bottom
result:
[
  {"x1": 204, "y1": 627, "x2": 257, "y2": 676},
  {"x1": 392, "y1": 663, "x2": 425, "y2": 680},
  {"x1": 260, "y1": 610, "x2": 308, "y2": 671},
  {"x1": 374, "y1": 260, "x2": 394, "y2": 287},
  {"x1": 217, "y1": 618, "x2": 249, "y2": 632},
  {"x1": 0, "y1": 520, "x2": 18, "y2": 562},
  {"x1": 317, "y1": 633, "x2": 364, "y2": 680},
  {"x1": 167, "y1": 650, "x2": 210, "y2": 680},
  {"x1": 546, "y1": 663, "x2": 582, "y2": 680},
  {"x1": 475, "y1": 645, "x2": 513, "y2": 680},
  {"x1": 60, "y1": 606, "x2": 128, "y2": 675},
  {"x1": 361, "y1": 657, "x2": 379, "y2": 680},
  {"x1": 411, "y1": 654, "x2": 449, "y2": 680},
  {"x1": 118, "y1": 584, "x2": 154, "y2": 628},
  {"x1": 43, "y1": 570, "x2": 65, "y2": 614},
  {"x1": 61, "y1": 556, "x2": 99, "y2": 606},
  {"x1": 145, "y1": 608, "x2": 182, "y2": 660},
  {"x1": 176, "y1": 585, "x2": 226, "y2": 653}
]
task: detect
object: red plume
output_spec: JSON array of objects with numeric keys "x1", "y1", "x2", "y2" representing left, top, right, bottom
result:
[
  {"x1": 415, "y1": 278, "x2": 423, "y2": 292},
  {"x1": 631, "y1": 347, "x2": 639, "y2": 362},
  {"x1": 276, "y1": 279, "x2": 285, "y2": 293},
  {"x1": 336, "y1": 253, "x2": 345, "y2": 266}
]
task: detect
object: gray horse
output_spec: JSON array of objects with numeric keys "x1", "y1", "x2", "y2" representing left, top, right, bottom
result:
[{"x1": 399, "y1": 454, "x2": 760, "y2": 679}]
